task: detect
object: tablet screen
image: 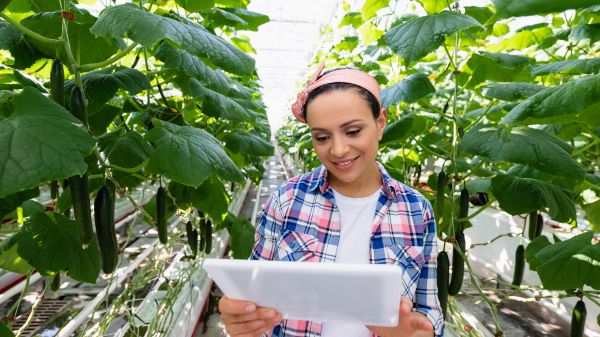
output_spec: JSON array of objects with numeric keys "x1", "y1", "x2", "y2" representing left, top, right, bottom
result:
[{"x1": 202, "y1": 258, "x2": 403, "y2": 326}]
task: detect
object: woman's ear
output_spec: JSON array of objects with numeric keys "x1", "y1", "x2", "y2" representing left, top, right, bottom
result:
[{"x1": 377, "y1": 108, "x2": 387, "y2": 141}]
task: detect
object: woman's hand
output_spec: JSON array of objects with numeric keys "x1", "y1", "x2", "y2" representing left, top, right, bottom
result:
[
  {"x1": 218, "y1": 296, "x2": 283, "y2": 337},
  {"x1": 367, "y1": 298, "x2": 434, "y2": 337}
]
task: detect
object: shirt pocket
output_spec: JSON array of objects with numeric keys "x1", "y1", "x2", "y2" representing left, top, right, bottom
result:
[
  {"x1": 275, "y1": 230, "x2": 321, "y2": 262},
  {"x1": 384, "y1": 244, "x2": 425, "y2": 299}
]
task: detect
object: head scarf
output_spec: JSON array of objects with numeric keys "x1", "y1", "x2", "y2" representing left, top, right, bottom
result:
[{"x1": 291, "y1": 63, "x2": 383, "y2": 123}]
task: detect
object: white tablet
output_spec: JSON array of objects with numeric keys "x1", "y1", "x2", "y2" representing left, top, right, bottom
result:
[{"x1": 202, "y1": 258, "x2": 403, "y2": 326}]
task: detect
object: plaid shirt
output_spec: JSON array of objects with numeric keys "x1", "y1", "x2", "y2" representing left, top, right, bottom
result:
[{"x1": 251, "y1": 163, "x2": 444, "y2": 337}]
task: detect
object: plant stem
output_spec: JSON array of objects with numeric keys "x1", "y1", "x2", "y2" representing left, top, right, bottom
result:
[
  {"x1": 79, "y1": 43, "x2": 139, "y2": 72},
  {"x1": 456, "y1": 196, "x2": 496, "y2": 222},
  {"x1": 8, "y1": 270, "x2": 33, "y2": 319},
  {"x1": 0, "y1": 13, "x2": 62, "y2": 46},
  {"x1": 60, "y1": 1, "x2": 81, "y2": 87},
  {"x1": 470, "y1": 232, "x2": 516, "y2": 248},
  {"x1": 15, "y1": 279, "x2": 51, "y2": 337}
]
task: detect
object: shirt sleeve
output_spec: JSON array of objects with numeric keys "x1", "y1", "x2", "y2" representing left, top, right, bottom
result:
[
  {"x1": 413, "y1": 198, "x2": 445, "y2": 337},
  {"x1": 250, "y1": 190, "x2": 283, "y2": 261}
]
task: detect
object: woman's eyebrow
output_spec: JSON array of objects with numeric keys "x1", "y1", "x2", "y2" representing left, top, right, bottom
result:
[{"x1": 310, "y1": 119, "x2": 363, "y2": 132}]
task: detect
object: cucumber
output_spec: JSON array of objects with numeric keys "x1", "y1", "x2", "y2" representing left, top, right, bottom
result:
[
  {"x1": 199, "y1": 217, "x2": 207, "y2": 252},
  {"x1": 448, "y1": 230, "x2": 465, "y2": 296},
  {"x1": 50, "y1": 59, "x2": 64, "y2": 107},
  {"x1": 436, "y1": 171, "x2": 446, "y2": 216},
  {"x1": 186, "y1": 221, "x2": 198, "y2": 258},
  {"x1": 204, "y1": 219, "x2": 213, "y2": 254},
  {"x1": 458, "y1": 187, "x2": 469, "y2": 230},
  {"x1": 528, "y1": 211, "x2": 539, "y2": 240},
  {"x1": 94, "y1": 184, "x2": 118, "y2": 274},
  {"x1": 535, "y1": 214, "x2": 544, "y2": 237},
  {"x1": 69, "y1": 174, "x2": 93, "y2": 246},
  {"x1": 51, "y1": 273, "x2": 60, "y2": 292},
  {"x1": 156, "y1": 186, "x2": 168, "y2": 244},
  {"x1": 571, "y1": 300, "x2": 586, "y2": 337},
  {"x1": 50, "y1": 181, "x2": 59, "y2": 200},
  {"x1": 512, "y1": 244, "x2": 525, "y2": 286},
  {"x1": 70, "y1": 87, "x2": 88, "y2": 127},
  {"x1": 437, "y1": 251, "x2": 450, "y2": 319}
]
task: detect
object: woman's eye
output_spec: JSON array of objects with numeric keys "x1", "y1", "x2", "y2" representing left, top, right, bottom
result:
[
  {"x1": 347, "y1": 129, "x2": 361, "y2": 136},
  {"x1": 313, "y1": 135, "x2": 329, "y2": 142}
]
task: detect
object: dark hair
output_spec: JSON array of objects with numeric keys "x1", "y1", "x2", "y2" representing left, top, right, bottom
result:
[{"x1": 304, "y1": 68, "x2": 381, "y2": 121}]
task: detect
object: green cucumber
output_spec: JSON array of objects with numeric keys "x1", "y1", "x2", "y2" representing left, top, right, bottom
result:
[
  {"x1": 528, "y1": 211, "x2": 539, "y2": 240},
  {"x1": 458, "y1": 187, "x2": 469, "y2": 230},
  {"x1": 156, "y1": 186, "x2": 168, "y2": 244},
  {"x1": 448, "y1": 230, "x2": 465, "y2": 296},
  {"x1": 204, "y1": 219, "x2": 212, "y2": 254},
  {"x1": 436, "y1": 171, "x2": 446, "y2": 216},
  {"x1": 571, "y1": 300, "x2": 586, "y2": 337},
  {"x1": 437, "y1": 251, "x2": 450, "y2": 319},
  {"x1": 70, "y1": 87, "x2": 88, "y2": 127},
  {"x1": 535, "y1": 213, "x2": 544, "y2": 237},
  {"x1": 512, "y1": 244, "x2": 525, "y2": 286},
  {"x1": 69, "y1": 174, "x2": 93, "y2": 246},
  {"x1": 186, "y1": 221, "x2": 198, "y2": 258},
  {"x1": 94, "y1": 184, "x2": 118, "y2": 274},
  {"x1": 50, "y1": 59, "x2": 64, "y2": 107},
  {"x1": 51, "y1": 273, "x2": 60, "y2": 292}
]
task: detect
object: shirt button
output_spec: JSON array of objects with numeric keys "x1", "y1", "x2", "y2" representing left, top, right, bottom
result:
[{"x1": 290, "y1": 242, "x2": 297, "y2": 248}]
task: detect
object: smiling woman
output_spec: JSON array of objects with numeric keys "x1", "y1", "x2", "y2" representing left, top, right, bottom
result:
[{"x1": 218, "y1": 64, "x2": 444, "y2": 337}]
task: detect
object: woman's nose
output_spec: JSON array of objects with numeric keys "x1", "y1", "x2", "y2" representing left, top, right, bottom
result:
[{"x1": 330, "y1": 137, "x2": 348, "y2": 157}]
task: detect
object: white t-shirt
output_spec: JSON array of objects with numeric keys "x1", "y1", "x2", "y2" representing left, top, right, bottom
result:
[{"x1": 320, "y1": 187, "x2": 381, "y2": 337}]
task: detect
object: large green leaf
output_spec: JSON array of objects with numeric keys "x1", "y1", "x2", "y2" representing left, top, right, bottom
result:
[
  {"x1": 569, "y1": 23, "x2": 600, "y2": 45},
  {"x1": 459, "y1": 52, "x2": 534, "y2": 87},
  {"x1": 492, "y1": 0, "x2": 600, "y2": 18},
  {"x1": 381, "y1": 116, "x2": 415, "y2": 144},
  {"x1": 90, "y1": 3, "x2": 255, "y2": 75},
  {"x1": 361, "y1": 0, "x2": 389, "y2": 20},
  {"x1": 88, "y1": 104, "x2": 121, "y2": 136},
  {"x1": 531, "y1": 58, "x2": 600, "y2": 76},
  {"x1": 222, "y1": 212, "x2": 255, "y2": 259},
  {"x1": 501, "y1": 75, "x2": 600, "y2": 126},
  {"x1": 525, "y1": 231, "x2": 600, "y2": 290},
  {"x1": 0, "y1": 187, "x2": 39, "y2": 220},
  {"x1": 21, "y1": 9, "x2": 122, "y2": 66},
  {"x1": 0, "y1": 20, "x2": 43, "y2": 69},
  {"x1": 98, "y1": 129, "x2": 152, "y2": 170},
  {"x1": 0, "y1": 232, "x2": 33, "y2": 275},
  {"x1": 583, "y1": 200, "x2": 600, "y2": 232},
  {"x1": 339, "y1": 12, "x2": 363, "y2": 28},
  {"x1": 418, "y1": 0, "x2": 449, "y2": 14},
  {"x1": 223, "y1": 130, "x2": 274, "y2": 157},
  {"x1": 155, "y1": 43, "x2": 251, "y2": 99},
  {"x1": 384, "y1": 11, "x2": 482, "y2": 64},
  {"x1": 381, "y1": 74, "x2": 435, "y2": 108},
  {"x1": 145, "y1": 119, "x2": 243, "y2": 187},
  {"x1": 461, "y1": 126, "x2": 585, "y2": 181},
  {"x1": 491, "y1": 174, "x2": 576, "y2": 223},
  {"x1": 0, "y1": 321, "x2": 15, "y2": 337},
  {"x1": 169, "y1": 176, "x2": 230, "y2": 221},
  {"x1": 481, "y1": 82, "x2": 546, "y2": 101},
  {"x1": 179, "y1": 77, "x2": 257, "y2": 121},
  {"x1": 175, "y1": 0, "x2": 215, "y2": 13},
  {"x1": 487, "y1": 26, "x2": 552, "y2": 52},
  {"x1": 65, "y1": 66, "x2": 150, "y2": 114},
  {"x1": 0, "y1": 88, "x2": 94, "y2": 197},
  {"x1": 201, "y1": 7, "x2": 249, "y2": 29},
  {"x1": 221, "y1": 8, "x2": 269, "y2": 31},
  {"x1": 18, "y1": 212, "x2": 101, "y2": 283}
]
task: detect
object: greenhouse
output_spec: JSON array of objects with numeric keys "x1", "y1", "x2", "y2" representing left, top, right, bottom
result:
[{"x1": 0, "y1": 0, "x2": 599, "y2": 336}]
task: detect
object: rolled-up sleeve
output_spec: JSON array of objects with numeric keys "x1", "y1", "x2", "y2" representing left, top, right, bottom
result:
[
  {"x1": 414, "y1": 199, "x2": 444, "y2": 337},
  {"x1": 250, "y1": 190, "x2": 283, "y2": 261}
]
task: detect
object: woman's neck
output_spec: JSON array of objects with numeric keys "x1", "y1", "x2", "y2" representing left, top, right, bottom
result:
[{"x1": 327, "y1": 162, "x2": 382, "y2": 198}]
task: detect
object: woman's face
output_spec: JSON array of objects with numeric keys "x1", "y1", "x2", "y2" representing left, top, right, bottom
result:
[{"x1": 305, "y1": 89, "x2": 386, "y2": 192}]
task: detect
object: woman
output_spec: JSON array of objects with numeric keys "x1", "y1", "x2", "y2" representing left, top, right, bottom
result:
[{"x1": 218, "y1": 64, "x2": 444, "y2": 337}]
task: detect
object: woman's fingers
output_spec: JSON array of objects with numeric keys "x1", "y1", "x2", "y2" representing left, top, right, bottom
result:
[
  {"x1": 409, "y1": 312, "x2": 433, "y2": 332},
  {"x1": 219, "y1": 296, "x2": 257, "y2": 315},
  {"x1": 219, "y1": 296, "x2": 282, "y2": 337}
]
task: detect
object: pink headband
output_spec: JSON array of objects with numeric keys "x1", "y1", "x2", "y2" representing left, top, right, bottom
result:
[{"x1": 291, "y1": 63, "x2": 383, "y2": 123}]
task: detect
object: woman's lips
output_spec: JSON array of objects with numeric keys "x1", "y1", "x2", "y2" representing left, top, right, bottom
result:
[{"x1": 332, "y1": 155, "x2": 360, "y2": 171}]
